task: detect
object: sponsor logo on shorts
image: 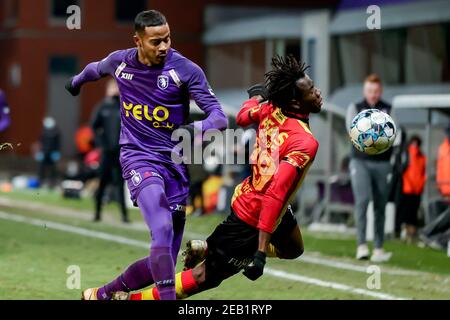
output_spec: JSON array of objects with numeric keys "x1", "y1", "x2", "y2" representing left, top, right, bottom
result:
[
  {"x1": 170, "y1": 204, "x2": 186, "y2": 212},
  {"x1": 228, "y1": 257, "x2": 252, "y2": 269},
  {"x1": 130, "y1": 170, "x2": 142, "y2": 186},
  {"x1": 157, "y1": 75, "x2": 169, "y2": 90},
  {"x1": 143, "y1": 171, "x2": 163, "y2": 180}
]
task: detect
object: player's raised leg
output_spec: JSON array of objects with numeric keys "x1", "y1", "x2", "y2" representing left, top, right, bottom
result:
[
  {"x1": 83, "y1": 177, "x2": 177, "y2": 300},
  {"x1": 267, "y1": 224, "x2": 304, "y2": 259},
  {"x1": 165, "y1": 170, "x2": 189, "y2": 266},
  {"x1": 136, "y1": 181, "x2": 176, "y2": 300},
  {"x1": 182, "y1": 209, "x2": 304, "y2": 266},
  {"x1": 114, "y1": 256, "x2": 236, "y2": 300},
  {"x1": 119, "y1": 264, "x2": 203, "y2": 300},
  {"x1": 112, "y1": 221, "x2": 304, "y2": 301}
]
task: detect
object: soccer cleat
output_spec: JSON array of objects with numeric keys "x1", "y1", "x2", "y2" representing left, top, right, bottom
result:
[
  {"x1": 111, "y1": 291, "x2": 131, "y2": 300},
  {"x1": 81, "y1": 287, "x2": 99, "y2": 300},
  {"x1": 356, "y1": 244, "x2": 370, "y2": 260},
  {"x1": 370, "y1": 249, "x2": 392, "y2": 263},
  {"x1": 182, "y1": 240, "x2": 208, "y2": 270}
]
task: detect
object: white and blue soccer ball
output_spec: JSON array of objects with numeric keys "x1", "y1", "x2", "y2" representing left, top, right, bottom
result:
[{"x1": 349, "y1": 109, "x2": 396, "y2": 155}]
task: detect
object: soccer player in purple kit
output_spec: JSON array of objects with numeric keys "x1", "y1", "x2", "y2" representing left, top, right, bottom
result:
[{"x1": 65, "y1": 10, "x2": 228, "y2": 300}]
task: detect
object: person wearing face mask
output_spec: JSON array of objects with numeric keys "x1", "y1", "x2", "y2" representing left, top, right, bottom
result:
[
  {"x1": 346, "y1": 74, "x2": 394, "y2": 262},
  {"x1": 36, "y1": 117, "x2": 61, "y2": 189}
]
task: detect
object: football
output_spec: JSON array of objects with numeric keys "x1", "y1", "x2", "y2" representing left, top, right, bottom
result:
[{"x1": 349, "y1": 109, "x2": 397, "y2": 155}]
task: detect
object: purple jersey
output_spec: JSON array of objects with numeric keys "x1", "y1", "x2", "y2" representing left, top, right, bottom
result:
[
  {"x1": 0, "y1": 90, "x2": 11, "y2": 132},
  {"x1": 72, "y1": 48, "x2": 228, "y2": 165}
]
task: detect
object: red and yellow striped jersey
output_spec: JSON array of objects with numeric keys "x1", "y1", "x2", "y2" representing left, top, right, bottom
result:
[{"x1": 231, "y1": 98, "x2": 319, "y2": 233}]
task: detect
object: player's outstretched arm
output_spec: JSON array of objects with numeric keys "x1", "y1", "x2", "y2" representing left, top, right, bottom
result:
[
  {"x1": 243, "y1": 161, "x2": 301, "y2": 281},
  {"x1": 236, "y1": 84, "x2": 268, "y2": 127},
  {"x1": 65, "y1": 50, "x2": 124, "y2": 96},
  {"x1": 65, "y1": 61, "x2": 105, "y2": 96},
  {"x1": 243, "y1": 230, "x2": 270, "y2": 281},
  {"x1": 236, "y1": 98, "x2": 262, "y2": 127},
  {"x1": 186, "y1": 64, "x2": 228, "y2": 132},
  {"x1": 247, "y1": 83, "x2": 267, "y2": 103},
  {"x1": 258, "y1": 135, "x2": 318, "y2": 236},
  {"x1": 257, "y1": 161, "x2": 301, "y2": 235}
]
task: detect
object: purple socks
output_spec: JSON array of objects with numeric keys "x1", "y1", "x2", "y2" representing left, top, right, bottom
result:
[
  {"x1": 149, "y1": 246, "x2": 175, "y2": 299},
  {"x1": 97, "y1": 180, "x2": 178, "y2": 300},
  {"x1": 96, "y1": 257, "x2": 154, "y2": 300}
]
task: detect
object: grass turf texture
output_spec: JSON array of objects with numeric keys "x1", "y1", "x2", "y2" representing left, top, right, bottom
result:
[{"x1": 0, "y1": 189, "x2": 449, "y2": 300}]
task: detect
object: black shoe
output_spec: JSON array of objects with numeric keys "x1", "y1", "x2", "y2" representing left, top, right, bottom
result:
[
  {"x1": 93, "y1": 215, "x2": 101, "y2": 222},
  {"x1": 122, "y1": 217, "x2": 131, "y2": 224}
]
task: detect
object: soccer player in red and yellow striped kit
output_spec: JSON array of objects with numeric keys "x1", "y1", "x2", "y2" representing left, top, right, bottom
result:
[{"x1": 112, "y1": 55, "x2": 323, "y2": 300}]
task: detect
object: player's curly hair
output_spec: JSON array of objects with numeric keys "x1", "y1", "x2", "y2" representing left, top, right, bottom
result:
[{"x1": 265, "y1": 55, "x2": 309, "y2": 109}]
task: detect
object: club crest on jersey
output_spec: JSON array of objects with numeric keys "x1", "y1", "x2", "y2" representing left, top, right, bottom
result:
[
  {"x1": 157, "y1": 75, "x2": 169, "y2": 90},
  {"x1": 130, "y1": 170, "x2": 142, "y2": 186}
]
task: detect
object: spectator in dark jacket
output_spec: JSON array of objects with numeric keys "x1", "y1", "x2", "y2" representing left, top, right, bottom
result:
[
  {"x1": 91, "y1": 78, "x2": 129, "y2": 223},
  {"x1": 36, "y1": 117, "x2": 61, "y2": 188},
  {"x1": 346, "y1": 74, "x2": 394, "y2": 262}
]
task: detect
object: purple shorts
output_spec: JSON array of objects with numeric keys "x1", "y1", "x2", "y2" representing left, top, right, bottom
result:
[{"x1": 120, "y1": 147, "x2": 189, "y2": 210}]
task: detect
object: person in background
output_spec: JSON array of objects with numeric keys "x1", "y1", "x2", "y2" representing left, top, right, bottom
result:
[
  {"x1": 74, "y1": 124, "x2": 96, "y2": 183},
  {"x1": 436, "y1": 123, "x2": 450, "y2": 201},
  {"x1": 75, "y1": 124, "x2": 94, "y2": 159},
  {"x1": 346, "y1": 74, "x2": 393, "y2": 262},
  {"x1": 390, "y1": 126, "x2": 408, "y2": 237},
  {"x1": 0, "y1": 89, "x2": 11, "y2": 133},
  {"x1": 419, "y1": 123, "x2": 450, "y2": 251},
  {"x1": 90, "y1": 78, "x2": 129, "y2": 223},
  {"x1": 36, "y1": 117, "x2": 61, "y2": 188},
  {"x1": 398, "y1": 135, "x2": 426, "y2": 243}
]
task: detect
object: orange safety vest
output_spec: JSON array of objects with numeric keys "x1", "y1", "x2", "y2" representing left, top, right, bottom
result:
[
  {"x1": 436, "y1": 137, "x2": 450, "y2": 197},
  {"x1": 402, "y1": 144, "x2": 426, "y2": 195},
  {"x1": 75, "y1": 126, "x2": 94, "y2": 154}
]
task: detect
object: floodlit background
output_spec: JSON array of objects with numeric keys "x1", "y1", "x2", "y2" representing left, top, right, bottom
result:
[{"x1": 0, "y1": 0, "x2": 449, "y2": 300}]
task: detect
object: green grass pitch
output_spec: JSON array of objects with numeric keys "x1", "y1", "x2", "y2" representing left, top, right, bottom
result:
[{"x1": 0, "y1": 189, "x2": 449, "y2": 300}]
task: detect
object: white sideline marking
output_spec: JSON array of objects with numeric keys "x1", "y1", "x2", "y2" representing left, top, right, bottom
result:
[
  {"x1": 264, "y1": 268, "x2": 407, "y2": 300},
  {"x1": 184, "y1": 230, "x2": 422, "y2": 277},
  {"x1": 299, "y1": 255, "x2": 422, "y2": 276},
  {"x1": 0, "y1": 210, "x2": 409, "y2": 300},
  {"x1": 0, "y1": 211, "x2": 149, "y2": 249}
]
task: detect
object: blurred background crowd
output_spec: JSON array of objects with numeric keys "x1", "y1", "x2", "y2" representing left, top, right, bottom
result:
[{"x1": 0, "y1": 0, "x2": 449, "y2": 257}]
